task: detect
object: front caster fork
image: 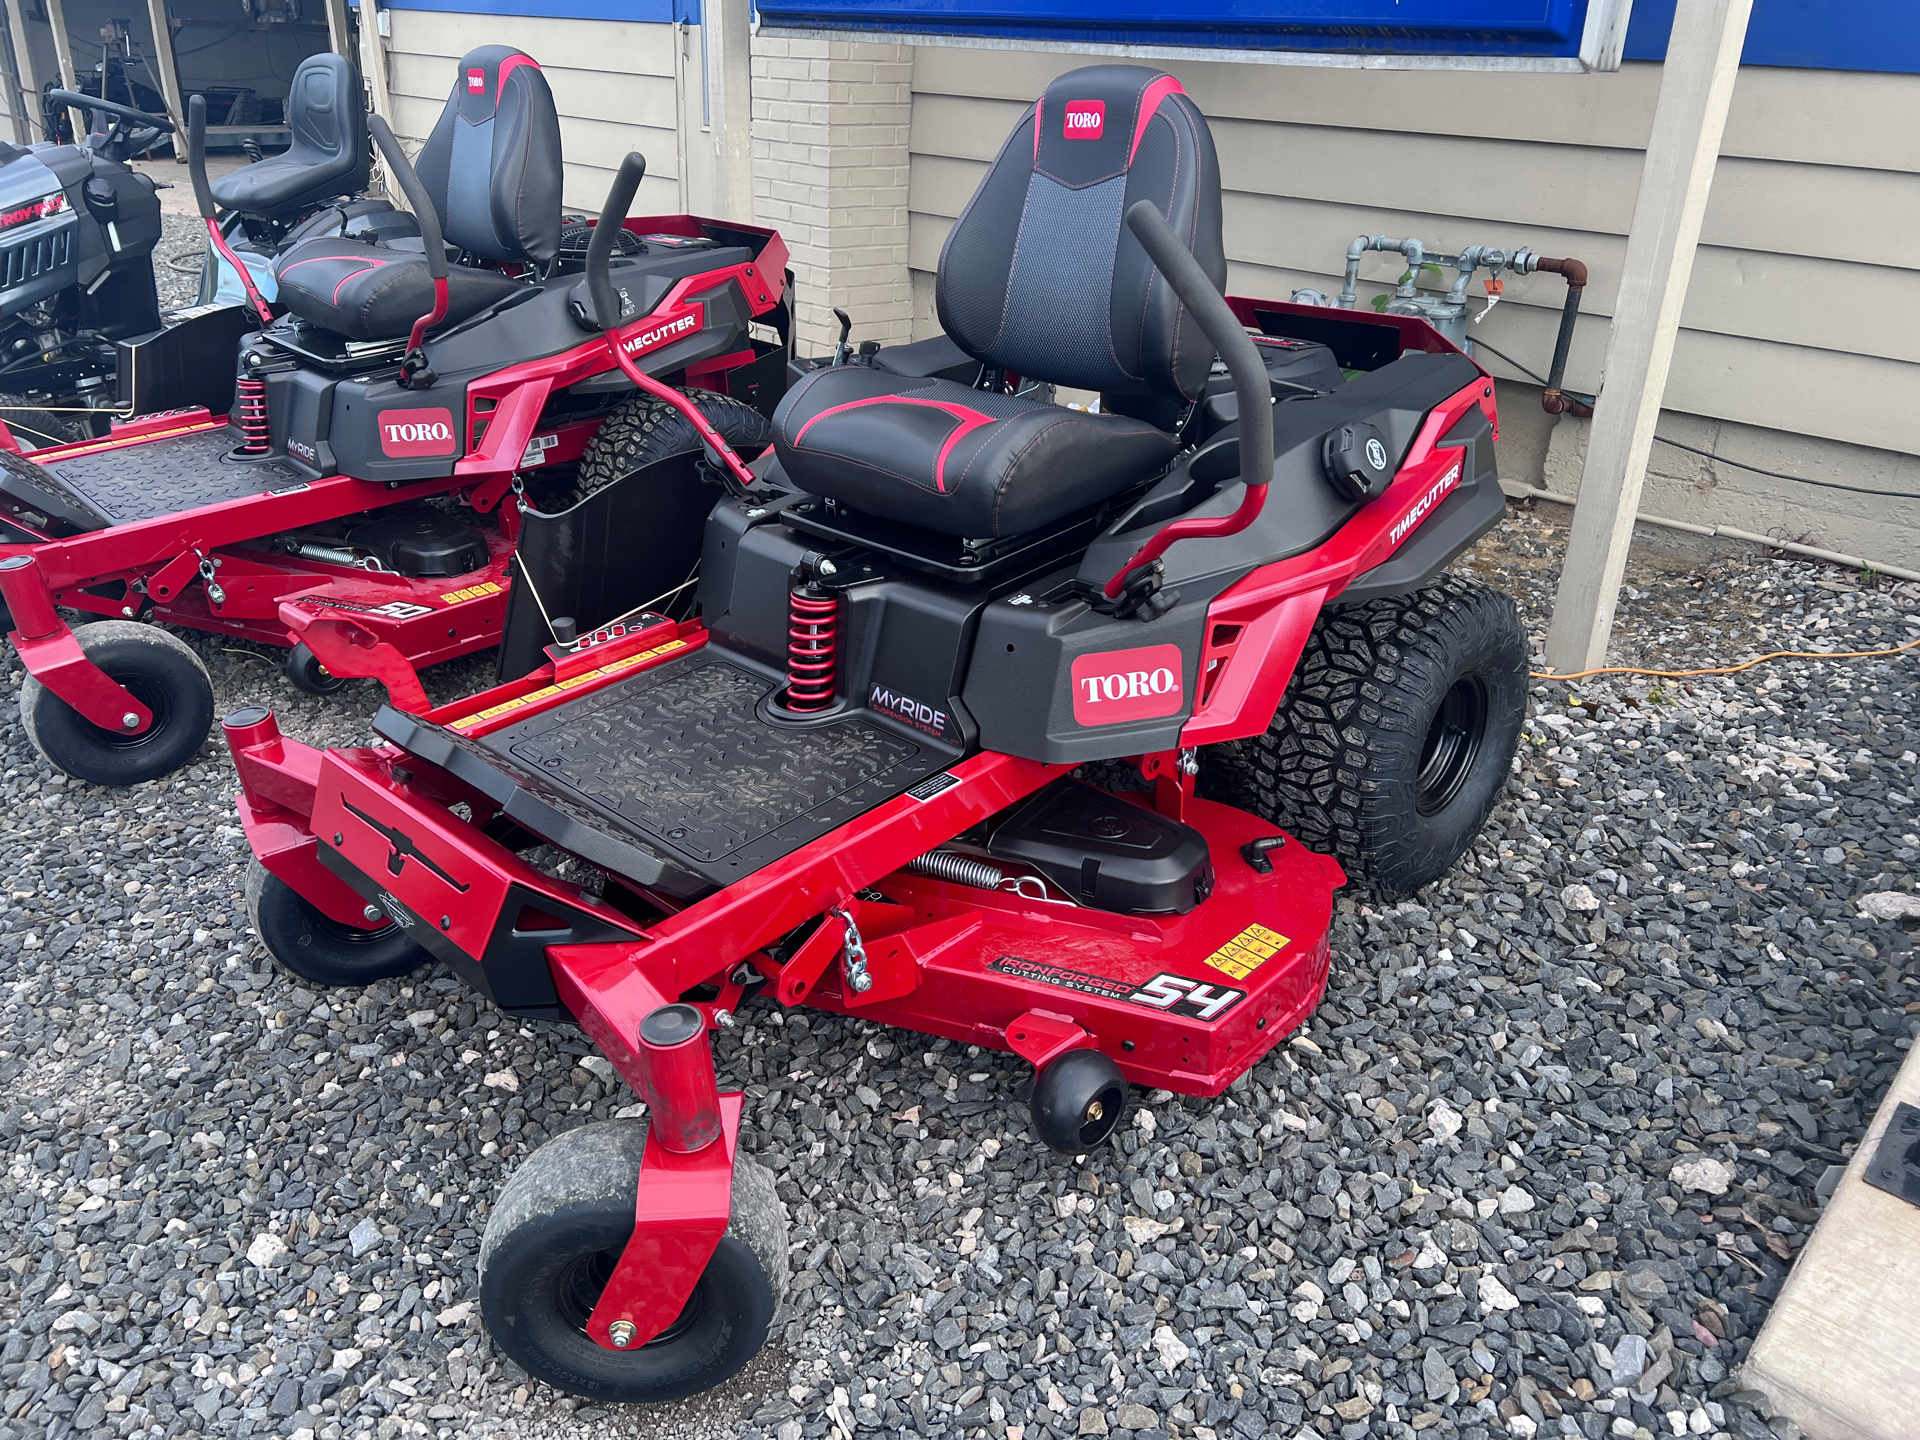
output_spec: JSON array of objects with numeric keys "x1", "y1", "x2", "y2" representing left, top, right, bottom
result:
[{"x1": 550, "y1": 953, "x2": 746, "y2": 1353}]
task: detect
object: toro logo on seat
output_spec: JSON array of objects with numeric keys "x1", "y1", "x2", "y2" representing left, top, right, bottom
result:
[
  {"x1": 377, "y1": 408, "x2": 457, "y2": 459},
  {"x1": 1071, "y1": 643, "x2": 1184, "y2": 726},
  {"x1": 1062, "y1": 100, "x2": 1105, "y2": 139}
]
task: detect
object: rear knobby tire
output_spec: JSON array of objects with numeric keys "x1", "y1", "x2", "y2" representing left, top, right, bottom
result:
[
  {"x1": 17, "y1": 621, "x2": 215, "y2": 785},
  {"x1": 480, "y1": 1118, "x2": 788, "y2": 1403},
  {"x1": 1208, "y1": 575, "x2": 1526, "y2": 899},
  {"x1": 245, "y1": 858, "x2": 429, "y2": 986},
  {"x1": 529, "y1": 389, "x2": 773, "y2": 513}
]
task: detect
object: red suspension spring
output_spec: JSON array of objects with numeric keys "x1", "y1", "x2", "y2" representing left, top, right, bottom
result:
[
  {"x1": 236, "y1": 377, "x2": 270, "y2": 455},
  {"x1": 784, "y1": 584, "x2": 839, "y2": 712}
]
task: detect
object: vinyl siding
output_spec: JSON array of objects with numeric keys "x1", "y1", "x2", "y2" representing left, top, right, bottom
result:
[{"x1": 906, "y1": 47, "x2": 1920, "y2": 461}]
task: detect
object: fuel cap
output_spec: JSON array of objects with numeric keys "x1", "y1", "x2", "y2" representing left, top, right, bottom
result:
[{"x1": 1322, "y1": 421, "x2": 1394, "y2": 502}]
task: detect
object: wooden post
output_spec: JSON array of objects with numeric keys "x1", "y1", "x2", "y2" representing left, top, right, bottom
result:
[
  {"x1": 41, "y1": 0, "x2": 87, "y2": 142},
  {"x1": 0, "y1": 0, "x2": 36, "y2": 144},
  {"x1": 141, "y1": 0, "x2": 187, "y2": 158},
  {"x1": 324, "y1": 0, "x2": 352, "y2": 63},
  {"x1": 1542, "y1": 0, "x2": 1754, "y2": 676},
  {"x1": 358, "y1": 0, "x2": 392, "y2": 120},
  {"x1": 705, "y1": 0, "x2": 754, "y2": 223}
]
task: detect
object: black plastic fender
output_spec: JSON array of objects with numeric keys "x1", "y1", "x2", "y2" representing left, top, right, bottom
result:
[{"x1": 1336, "y1": 405, "x2": 1505, "y2": 606}]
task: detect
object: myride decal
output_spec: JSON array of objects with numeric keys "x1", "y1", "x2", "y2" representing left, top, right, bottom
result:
[
  {"x1": 376, "y1": 408, "x2": 458, "y2": 459},
  {"x1": 987, "y1": 956, "x2": 1244, "y2": 1022},
  {"x1": 869, "y1": 683, "x2": 955, "y2": 742},
  {"x1": 1062, "y1": 100, "x2": 1105, "y2": 139},
  {"x1": 1070, "y1": 642, "x2": 1185, "y2": 726},
  {"x1": 621, "y1": 305, "x2": 702, "y2": 358},
  {"x1": 1388, "y1": 457, "x2": 1464, "y2": 548}
]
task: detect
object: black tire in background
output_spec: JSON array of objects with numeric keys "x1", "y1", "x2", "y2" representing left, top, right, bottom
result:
[
  {"x1": 1207, "y1": 575, "x2": 1527, "y2": 899},
  {"x1": 284, "y1": 642, "x2": 348, "y2": 696},
  {"x1": 17, "y1": 620, "x2": 215, "y2": 785},
  {"x1": 480, "y1": 1118, "x2": 788, "y2": 1403},
  {"x1": 245, "y1": 859, "x2": 429, "y2": 986},
  {"x1": 0, "y1": 394, "x2": 90, "y2": 450},
  {"x1": 528, "y1": 389, "x2": 772, "y2": 513}
]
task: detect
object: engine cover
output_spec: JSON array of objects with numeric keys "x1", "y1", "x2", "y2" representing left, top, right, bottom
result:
[
  {"x1": 342, "y1": 505, "x2": 487, "y2": 577},
  {"x1": 989, "y1": 779, "x2": 1214, "y2": 915}
]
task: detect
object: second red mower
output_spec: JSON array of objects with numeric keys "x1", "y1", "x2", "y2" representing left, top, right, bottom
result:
[{"x1": 0, "y1": 44, "x2": 791, "y2": 785}]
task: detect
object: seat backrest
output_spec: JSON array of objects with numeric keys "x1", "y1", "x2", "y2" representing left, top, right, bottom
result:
[
  {"x1": 283, "y1": 52, "x2": 368, "y2": 190},
  {"x1": 936, "y1": 64, "x2": 1225, "y2": 405},
  {"x1": 412, "y1": 45, "x2": 562, "y2": 265}
]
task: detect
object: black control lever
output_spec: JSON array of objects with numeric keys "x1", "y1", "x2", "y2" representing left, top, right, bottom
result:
[
  {"x1": 831, "y1": 307, "x2": 853, "y2": 367},
  {"x1": 189, "y1": 95, "x2": 273, "y2": 331}
]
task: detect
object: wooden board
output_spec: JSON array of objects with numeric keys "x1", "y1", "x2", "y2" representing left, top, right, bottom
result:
[{"x1": 1743, "y1": 1035, "x2": 1920, "y2": 1440}]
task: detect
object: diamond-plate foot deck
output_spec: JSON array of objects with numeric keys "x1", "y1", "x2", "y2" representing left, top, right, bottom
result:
[{"x1": 33, "y1": 428, "x2": 305, "y2": 526}]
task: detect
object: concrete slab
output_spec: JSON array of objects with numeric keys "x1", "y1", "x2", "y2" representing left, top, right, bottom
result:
[{"x1": 1742, "y1": 1033, "x2": 1920, "y2": 1440}]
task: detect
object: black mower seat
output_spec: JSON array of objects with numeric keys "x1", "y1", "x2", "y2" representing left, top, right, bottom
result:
[
  {"x1": 774, "y1": 366, "x2": 1177, "y2": 539},
  {"x1": 208, "y1": 54, "x2": 369, "y2": 221},
  {"x1": 271, "y1": 44, "x2": 561, "y2": 341},
  {"x1": 273, "y1": 238, "x2": 524, "y2": 343},
  {"x1": 774, "y1": 63, "x2": 1223, "y2": 540}
]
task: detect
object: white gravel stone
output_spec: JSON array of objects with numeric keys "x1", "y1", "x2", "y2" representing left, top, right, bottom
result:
[{"x1": 1670, "y1": 1156, "x2": 1735, "y2": 1195}]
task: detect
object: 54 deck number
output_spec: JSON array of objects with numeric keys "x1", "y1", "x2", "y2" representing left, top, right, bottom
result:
[{"x1": 1130, "y1": 973, "x2": 1244, "y2": 1021}]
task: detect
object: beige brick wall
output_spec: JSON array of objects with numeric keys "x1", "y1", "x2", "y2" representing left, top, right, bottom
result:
[{"x1": 751, "y1": 36, "x2": 914, "y2": 355}]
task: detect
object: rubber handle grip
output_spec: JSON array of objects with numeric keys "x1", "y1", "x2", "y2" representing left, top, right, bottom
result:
[
  {"x1": 369, "y1": 114, "x2": 447, "y2": 282},
  {"x1": 187, "y1": 95, "x2": 215, "y2": 221},
  {"x1": 587, "y1": 153, "x2": 648, "y2": 332},
  {"x1": 1123, "y1": 200, "x2": 1272, "y2": 490}
]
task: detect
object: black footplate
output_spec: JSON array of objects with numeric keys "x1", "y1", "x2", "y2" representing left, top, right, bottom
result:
[
  {"x1": 375, "y1": 652, "x2": 958, "y2": 896},
  {"x1": 9, "y1": 427, "x2": 306, "y2": 530}
]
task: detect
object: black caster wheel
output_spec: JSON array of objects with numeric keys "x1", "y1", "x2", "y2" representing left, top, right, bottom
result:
[
  {"x1": 1031, "y1": 1048, "x2": 1128, "y2": 1153},
  {"x1": 284, "y1": 642, "x2": 348, "y2": 696},
  {"x1": 17, "y1": 620, "x2": 214, "y2": 785},
  {"x1": 480, "y1": 1119, "x2": 789, "y2": 1403},
  {"x1": 244, "y1": 858, "x2": 429, "y2": 986}
]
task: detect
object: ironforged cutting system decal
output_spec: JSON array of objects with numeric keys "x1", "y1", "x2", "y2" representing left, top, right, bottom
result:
[
  {"x1": 1389, "y1": 457, "x2": 1464, "y2": 548},
  {"x1": 989, "y1": 956, "x2": 1245, "y2": 1021}
]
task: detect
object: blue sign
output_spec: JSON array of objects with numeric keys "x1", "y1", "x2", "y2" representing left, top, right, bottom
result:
[
  {"x1": 1626, "y1": 0, "x2": 1920, "y2": 75},
  {"x1": 753, "y1": 0, "x2": 1609, "y2": 60}
]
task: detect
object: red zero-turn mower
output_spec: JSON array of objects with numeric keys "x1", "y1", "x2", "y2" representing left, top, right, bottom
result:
[
  {"x1": 224, "y1": 66, "x2": 1529, "y2": 1402},
  {"x1": 0, "y1": 44, "x2": 793, "y2": 786}
]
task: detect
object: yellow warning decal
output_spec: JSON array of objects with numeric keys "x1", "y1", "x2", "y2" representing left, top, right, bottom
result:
[
  {"x1": 447, "y1": 639, "x2": 690, "y2": 730},
  {"x1": 440, "y1": 581, "x2": 505, "y2": 605},
  {"x1": 1203, "y1": 923, "x2": 1290, "y2": 981}
]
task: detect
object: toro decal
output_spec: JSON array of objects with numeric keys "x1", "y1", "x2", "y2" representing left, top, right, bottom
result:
[
  {"x1": 1388, "y1": 457, "x2": 1464, "y2": 548},
  {"x1": 1062, "y1": 100, "x2": 1105, "y2": 139},
  {"x1": 377, "y1": 408, "x2": 458, "y2": 458},
  {"x1": 466, "y1": 68, "x2": 485, "y2": 93},
  {"x1": 1070, "y1": 643, "x2": 1185, "y2": 726},
  {"x1": 621, "y1": 307, "x2": 702, "y2": 358}
]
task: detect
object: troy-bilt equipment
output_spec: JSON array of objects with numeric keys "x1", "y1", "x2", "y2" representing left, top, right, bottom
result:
[
  {"x1": 226, "y1": 66, "x2": 1527, "y2": 1403},
  {"x1": 0, "y1": 45, "x2": 791, "y2": 787}
]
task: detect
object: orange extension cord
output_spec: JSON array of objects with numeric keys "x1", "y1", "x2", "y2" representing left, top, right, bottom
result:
[{"x1": 1531, "y1": 633, "x2": 1920, "y2": 683}]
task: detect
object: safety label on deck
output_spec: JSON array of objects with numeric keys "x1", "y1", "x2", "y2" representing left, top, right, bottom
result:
[
  {"x1": 905, "y1": 773, "x2": 962, "y2": 802},
  {"x1": 1203, "y1": 923, "x2": 1290, "y2": 981}
]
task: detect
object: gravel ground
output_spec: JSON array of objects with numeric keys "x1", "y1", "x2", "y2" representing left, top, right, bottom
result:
[
  {"x1": 1, "y1": 504, "x2": 1917, "y2": 1440},
  {"x1": 155, "y1": 214, "x2": 208, "y2": 313}
]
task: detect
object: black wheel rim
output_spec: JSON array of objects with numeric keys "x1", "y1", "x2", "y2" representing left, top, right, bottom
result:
[
  {"x1": 1415, "y1": 675, "x2": 1489, "y2": 816},
  {"x1": 552, "y1": 1247, "x2": 701, "y2": 1349},
  {"x1": 1079, "y1": 1083, "x2": 1126, "y2": 1147},
  {"x1": 89, "y1": 673, "x2": 173, "y2": 751},
  {"x1": 306, "y1": 905, "x2": 401, "y2": 947}
]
